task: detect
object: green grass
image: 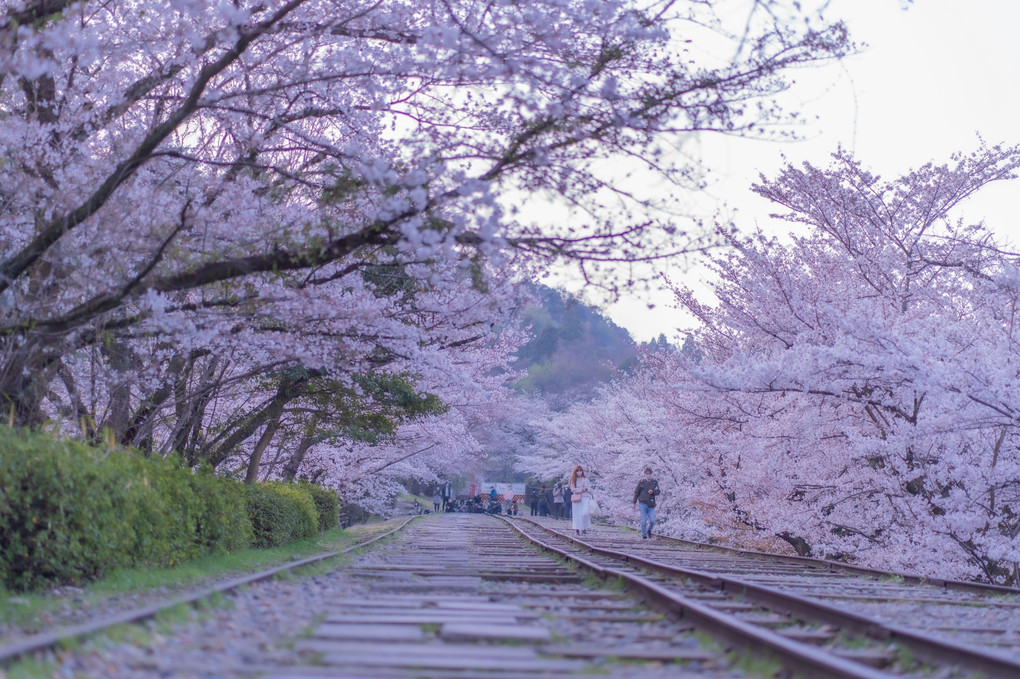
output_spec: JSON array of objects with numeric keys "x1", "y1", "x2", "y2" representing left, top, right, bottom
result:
[
  {"x1": 272, "y1": 569, "x2": 297, "y2": 583},
  {"x1": 151, "y1": 602, "x2": 196, "y2": 632},
  {"x1": 691, "y1": 630, "x2": 723, "y2": 652},
  {"x1": 893, "y1": 642, "x2": 917, "y2": 670},
  {"x1": 6, "y1": 656, "x2": 56, "y2": 679},
  {"x1": 56, "y1": 634, "x2": 83, "y2": 652},
  {"x1": 4, "y1": 604, "x2": 198, "y2": 676},
  {"x1": 725, "y1": 648, "x2": 783, "y2": 676},
  {"x1": 837, "y1": 634, "x2": 879, "y2": 650},
  {"x1": 102, "y1": 620, "x2": 154, "y2": 645},
  {"x1": 195, "y1": 589, "x2": 231, "y2": 612},
  {"x1": 0, "y1": 520, "x2": 401, "y2": 634},
  {"x1": 398, "y1": 491, "x2": 435, "y2": 507},
  {"x1": 292, "y1": 613, "x2": 327, "y2": 643},
  {"x1": 601, "y1": 574, "x2": 630, "y2": 592}
]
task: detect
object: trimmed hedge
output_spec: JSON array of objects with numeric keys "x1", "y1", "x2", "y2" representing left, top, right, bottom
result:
[
  {"x1": 244, "y1": 482, "x2": 317, "y2": 548},
  {"x1": 0, "y1": 428, "x2": 251, "y2": 590},
  {"x1": 190, "y1": 466, "x2": 253, "y2": 553},
  {"x1": 0, "y1": 429, "x2": 141, "y2": 590},
  {"x1": 0, "y1": 426, "x2": 341, "y2": 591},
  {"x1": 300, "y1": 481, "x2": 340, "y2": 532}
]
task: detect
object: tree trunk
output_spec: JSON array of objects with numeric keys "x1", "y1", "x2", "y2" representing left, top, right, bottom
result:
[
  {"x1": 777, "y1": 532, "x2": 812, "y2": 557},
  {"x1": 100, "y1": 336, "x2": 136, "y2": 437},
  {"x1": 245, "y1": 403, "x2": 283, "y2": 484},
  {"x1": 281, "y1": 430, "x2": 318, "y2": 480},
  {"x1": 0, "y1": 343, "x2": 61, "y2": 427},
  {"x1": 205, "y1": 374, "x2": 308, "y2": 467}
]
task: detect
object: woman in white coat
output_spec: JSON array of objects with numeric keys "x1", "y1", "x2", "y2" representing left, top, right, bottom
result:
[{"x1": 568, "y1": 465, "x2": 592, "y2": 535}]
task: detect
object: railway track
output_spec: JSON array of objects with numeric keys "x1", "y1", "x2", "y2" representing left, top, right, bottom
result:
[
  {"x1": 271, "y1": 513, "x2": 733, "y2": 678},
  {"x1": 6, "y1": 512, "x2": 1019, "y2": 678},
  {"x1": 20, "y1": 513, "x2": 749, "y2": 678},
  {"x1": 0, "y1": 516, "x2": 416, "y2": 668},
  {"x1": 506, "y1": 516, "x2": 1020, "y2": 678}
]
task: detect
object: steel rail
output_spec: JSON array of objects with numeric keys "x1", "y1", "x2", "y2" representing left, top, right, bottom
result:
[
  {"x1": 513, "y1": 517, "x2": 1020, "y2": 679},
  {"x1": 641, "y1": 528, "x2": 1020, "y2": 596},
  {"x1": 498, "y1": 516, "x2": 896, "y2": 679},
  {"x1": 0, "y1": 516, "x2": 417, "y2": 667}
]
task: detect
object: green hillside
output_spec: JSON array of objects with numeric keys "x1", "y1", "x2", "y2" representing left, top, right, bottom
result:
[{"x1": 513, "y1": 286, "x2": 640, "y2": 405}]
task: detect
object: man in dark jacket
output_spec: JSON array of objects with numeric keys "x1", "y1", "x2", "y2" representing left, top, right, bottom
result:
[
  {"x1": 538, "y1": 484, "x2": 550, "y2": 517},
  {"x1": 632, "y1": 467, "x2": 660, "y2": 539},
  {"x1": 552, "y1": 482, "x2": 565, "y2": 519}
]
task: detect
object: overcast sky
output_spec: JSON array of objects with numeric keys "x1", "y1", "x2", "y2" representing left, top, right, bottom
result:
[{"x1": 605, "y1": 0, "x2": 1020, "y2": 341}]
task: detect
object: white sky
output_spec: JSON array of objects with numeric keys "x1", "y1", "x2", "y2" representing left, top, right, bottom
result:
[{"x1": 604, "y1": 0, "x2": 1020, "y2": 342}]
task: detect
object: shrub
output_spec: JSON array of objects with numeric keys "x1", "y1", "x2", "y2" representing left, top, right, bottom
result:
[
  {"x1": 0, "y1": 427, "x2": 255, "y2": 591},
  {"x1": 0, "y1": 428, "x2": 137, "y2": 590},
  {"x1": 125, "y1": 457, "x2": 254, "y2": 566},
  {"x1": 267, "y1": 483, "x2": 318, "y2": 539},
  {"x1": 243, "y1": 483, "x2": 289, "y2": 549},
  {"x1": 299, "y1": 481, "x2": 340, "y2": 532},
  {"x1": 189, "y1": 466, "x2": 252, "y2": 553},
  {"x1": 125, "y1": 456, "x2": 202, "y2": 566},
  {"x1": 244, "y1": 482, "x2": 316, "y2": 548}
]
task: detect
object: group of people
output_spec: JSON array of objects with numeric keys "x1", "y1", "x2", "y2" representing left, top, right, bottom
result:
[
  {"x1": 441, "y1": 493, "x2": 515, "y2": 515},
  {"x1": 425, "y1": 466, "x2": 661, "y2": 539},
  {"x1": 526, "y1": 482, "x2": 573, "y2": 519},
  {"x1": 483, "y1": 487, "x2": 521, "y2": 515},
  {"x1": 430, "y1": 482, "x2": 455, "y2": 512},
  {"x1": 418, "y1": 487, "x2": 498, "y2": 515}
]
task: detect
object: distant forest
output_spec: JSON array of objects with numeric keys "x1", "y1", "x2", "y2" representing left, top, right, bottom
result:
[{"x1": 512, "y1": 285, "x2": 673, "y2": 407}]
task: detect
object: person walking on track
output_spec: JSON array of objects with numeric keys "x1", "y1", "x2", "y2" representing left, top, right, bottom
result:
[
  {"x1": 569, "y1": 465, "x2": 592, "y2": 535},
  {"x1": 633, "y1": 466, "x2": 660, "y2": 539}
]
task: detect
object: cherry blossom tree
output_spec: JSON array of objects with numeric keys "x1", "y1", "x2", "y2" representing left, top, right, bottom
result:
[
  {"x1": 48, "y1": 251, "x2": 528, "y2": 484},
  {"x1": 554, "y1": 145, "x2": 1020, "y2": 583},
  {"x1": 0, "y1": 0, "x2": 870, "y2": 523},
  {"x1": 0, "y1": 0, "x2": 850, "y2": 429},
  {"x1": 295, "y1": 406, "x2": 489, "y2": 516},
  {"x1": 519, "y1": 344, "x2": 770, "y2": 544}
]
